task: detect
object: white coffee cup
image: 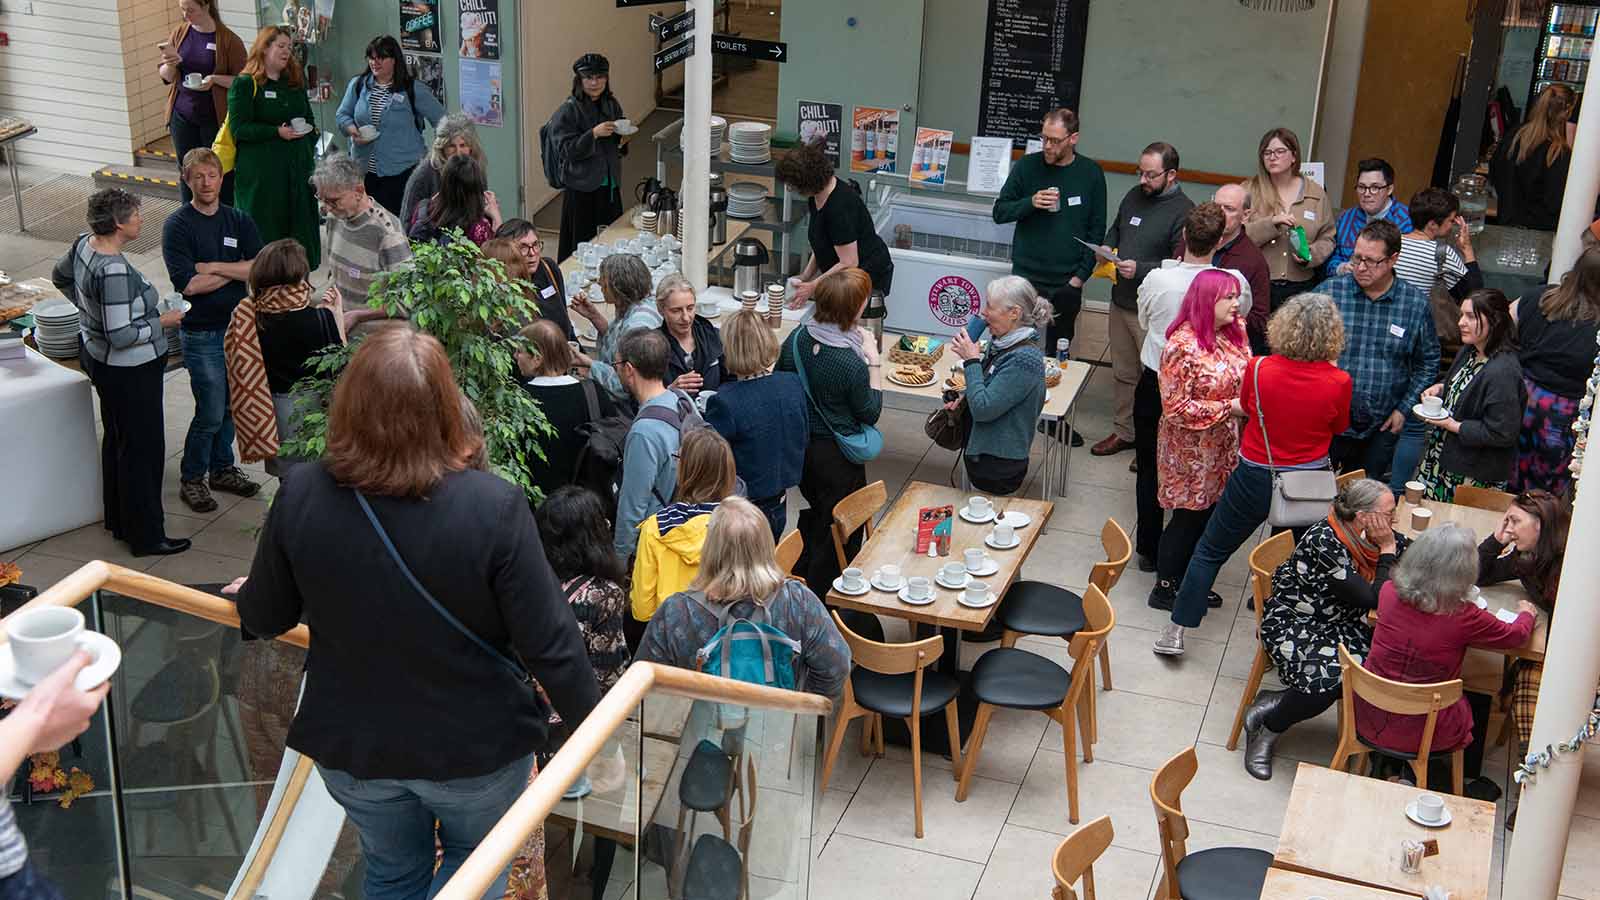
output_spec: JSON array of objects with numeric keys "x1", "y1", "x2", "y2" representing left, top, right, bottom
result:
[
  {"x1": 696, "y1": 299, "x2": 720, "y2": 317},
  {"x1": 8, "y1": 607, "x2": 103, "y2": 686},
  {"x1": 964, "y1": 581, "x2": 989, "y2": 605},
  {"x1": 841, "y1": 567, "x2": 865, "y2": 591},
  {"x1": 615, "y1": 118, "x2": 633, "y2": 132},
  {"x1": 357, "y1": 124, "x2": 379, "y2": 141},
  {"x1": 1416, "y1": 792, "x2": 1446, "y2": 824},
  {"x1": 906, "y1": 576, "x2": 932, "y2": 600},
  {"x1": 941, "y1": 561, "x2": 967, "y2": 583},
  {"x1": 1411, "y1": 507, "x2": 1433, "y2": 531},
  {"x1": 876, "y1": 564, "x2": 901, "y2": 587},
  {"x1": 964, "y1": 548, "x2": 987, "y2": 572},
  {"x1": 993, "y1": 522, "x2": 1016, "y2": 545},
  {"x1": 967, "y1": 496, "x2": 992, "y2": 519},
  {"x1": 290, "y1": 117, "x2": 309, "y2": 131},
  {"x1": 183, "y1": 73, "x2": 205, "y2": 89},
  {"x1": 1421, "y1": 395, "x2": 1444, "y2": 416}
]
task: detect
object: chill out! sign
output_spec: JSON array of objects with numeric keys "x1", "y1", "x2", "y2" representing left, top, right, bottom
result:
[{"x1": 928, "y1": 275, "x2": 980, "y2": 327}]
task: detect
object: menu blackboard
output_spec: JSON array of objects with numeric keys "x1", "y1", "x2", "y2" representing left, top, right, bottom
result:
[{"x1": 977, "y1": 0, "x2": 1091, "y2": 148}]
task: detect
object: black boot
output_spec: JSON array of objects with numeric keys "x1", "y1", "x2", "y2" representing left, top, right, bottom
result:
[
  {"x1": 1147, "y1": 579, "x2": 1176, "y2": 610},
  {"x1": 1242, "y1": 690, "x2": 1287, "y2": 780}
]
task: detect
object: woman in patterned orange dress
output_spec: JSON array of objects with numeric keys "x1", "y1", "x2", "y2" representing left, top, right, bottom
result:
[{"x1": 1148, "y1": 269, "x2": 1252, "y2": 610}]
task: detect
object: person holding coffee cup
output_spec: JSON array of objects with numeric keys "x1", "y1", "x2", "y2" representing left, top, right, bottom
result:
[
  {"x1": 230, "y1": 26, "x2": 322, "y2": 268},
  {"x1": 547, "y1": 53, "x2": 628, "y2": 262},
  {"x1": 159, "y1": 0, "x2": 246, "y2": 205},
  {"x1": 334, "y1": 36, "x2": 446, "y2": 218},
  {"x1": 951, "y1": 275, "x2": 1052, "y2": 496},
  {"x1": 1413, "y1": 289, "x2": 1525, "y2": 501}
]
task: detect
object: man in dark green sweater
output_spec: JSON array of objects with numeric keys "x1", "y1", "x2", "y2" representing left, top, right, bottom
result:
[{"x1": 1094, "y1": 141, "x2": 1194, "y2": 456}]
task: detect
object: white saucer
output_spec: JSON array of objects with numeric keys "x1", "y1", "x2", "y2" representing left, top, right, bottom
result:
[
  {"x1": 985, "y1": 533, "x2": 1021, "y2": 551},
  {"x1": 959, "y1": 507, "x2": 996, "y2": 524},
  {"x1": 897, "y1": 587, "x2": 936, "y2": 606},
  {"x1": 563, "y1": 774, "x2": 593, "y2": 800},
  {"x1": 1404, "y1": 800, "x2": 1451, "y2": 828},
  {"x1": 291, "y1": 124, "x2": 314, "y2": 136},
  {"x1": 871, "y1": 576, "x2": 904, "y2": 593},
  {"x1": 964, "y1": 558, "x2": 1000, "y2": 577},
  {"x1": 1413, "y1": 403, "x2": 1451, "y2": 421},
  {"x1": 999, "y1": 510, "x2": 1032, "y2": 529},
  {"x1": 831, "y1": 576, "x2": 871, "y2": 597},
  {"x1": 615, "y1": 123, "x2": 639, "y2": 135},
  {"x1": 935, "y1": 571, "x2": 970, "y2": 590},
  {"x1": 957, "y1": 592, "x2": 999, "y2": 609},
  {"x1": 0, "y1": 633, "x2": 121, "y2": 700}
]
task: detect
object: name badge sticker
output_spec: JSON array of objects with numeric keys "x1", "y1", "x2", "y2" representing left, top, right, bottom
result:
[
  {"x1": 1067, "y1": 195, "x2": 1083, "y2": 207},
  {"x1": 264, "y1": 90, "x2": 277, "y2": 99},
  {"x1": 390, "y1": 94, "x2": 406, "y2": 104},
  {"x1": 1389, "y1": 323, "x2": 1406, "y2": 338},
  {"x1": 222, "y1": 236, "x2": 238, "y2": 248},
  {"x1": 1129, "y1": 216, "x2": 1142, "y2": 226},
  {"x1": 1303, "y1": 210, "x2": 1317, "y2": 221},
  {"x1": 206, "y1": 42, "x2": 216, "y2": 50},
  {"x1": 540, "y1": 284, "x2": 557, "y2": 299},
  {"x1": 349, "y1": 266, "x2": 362, "y2": 279}
]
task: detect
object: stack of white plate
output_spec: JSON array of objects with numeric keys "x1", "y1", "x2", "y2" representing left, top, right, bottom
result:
[
  {"x1": 32, "y1": 302, "x2": 80, "y2": 359},
  {"x1": 728, "y1": 121, "x2": 772, "y2": 163},
  {"x1": 682, "y1": 115, "x2": 727, "y2": 156},
  {"x1": 727, "y1": 181, "x2": 767, "y2": 219}
]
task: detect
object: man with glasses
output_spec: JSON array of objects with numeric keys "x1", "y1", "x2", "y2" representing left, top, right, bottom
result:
[
  {"x1": 312, "y1": 153, "x2": 413, "y2": 337},
  {"x1": 1327, "y1": 158, "x2": 1413, "y2": 276},
  {"x1": 1324, "y1": 219, "x2": 1439, "y2": 477},
  {"x1": 496, "y1": 218, "x2": 577, "y2": 340},
  {"x1": 1091, "y1": 141, "x2": 1193, "y2": 458}
]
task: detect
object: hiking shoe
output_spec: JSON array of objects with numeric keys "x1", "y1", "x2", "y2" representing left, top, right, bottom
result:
[
  {"x1": 1153, "y1": 623, "x2": 1185, "y2": 656},
  {"x1": 210, "y1": 466, "x2": 261, "y2": 497},
  {"x1": 179, "y1": 478, "x2": 218, "y2": 513}
]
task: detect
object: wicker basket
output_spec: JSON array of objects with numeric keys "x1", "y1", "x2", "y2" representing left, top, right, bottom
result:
[{"x1": 887, "y1": 343, "x2": 944, "y2": 368}]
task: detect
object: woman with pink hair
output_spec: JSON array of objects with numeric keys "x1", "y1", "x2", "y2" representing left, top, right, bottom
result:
[{"x1": 1148, "y1": 269, "x2": 1252, "y2": 608}]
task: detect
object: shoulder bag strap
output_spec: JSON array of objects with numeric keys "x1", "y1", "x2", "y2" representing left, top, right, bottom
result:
[
  {"x1": 1434, "y1": 241, "x2": 1448, "y2": 289},
  {"x1": 353, "y1": 490, "x2": 531, "y2": 683},
  {"x1": 1252, "y1": 356, "x2": 1277, "y2": 473},
  {"x1": 579, "y1": 378, "x2": 601, "y2": 422}
]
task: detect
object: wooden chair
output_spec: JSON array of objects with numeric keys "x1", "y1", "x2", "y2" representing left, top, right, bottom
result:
[
  {"x1": 819, "y1": 611, "x2": 960, "y2": 839},
  {"x1": 1150, "y1": 747, "x2": 1271, "y2": 900},
  {"x1": 679, "y1": 754, "x2": 758, "y2": 900},
  {"x1": 1329, "y1": 643, "x2": 1466, "y2": 794},
  {"x1": 1336, "y1": 468, "x2": 1367, "y2": 489},
  {"x1": 831, "y1": 480, "x2": 887, "y2": 568},
  {"x1": 1050, "y1": 815, "x2": 1114, "y2": 900},
  {"x1": 1225, "y1": 530, "x2": 1296, "y2": 751},
  {"x1": 957, "y1": 584, "x2": 1114, "y2": 824},
  {"x1": 1453, "y1": 484, "x2": 1515, "y2": 512},
  {"x1": 775, "y1": 529, "x2": 804, "y2": 578}
]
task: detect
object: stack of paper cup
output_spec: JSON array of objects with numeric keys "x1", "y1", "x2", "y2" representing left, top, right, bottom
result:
[
  {"x1": 740, "y1": 290, "x2": 760, "y2": 313},
  {"x1": 765, "y1": 283, "x2": 784, "y2": 328},
  {"x1": 640, "y1": 210, "x2": 658, "y2": 234}
]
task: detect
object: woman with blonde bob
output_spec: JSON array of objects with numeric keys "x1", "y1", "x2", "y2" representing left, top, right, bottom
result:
[
  {"x1": 706, "y1": 310, "x2": 808, "y2": 539},
  {"x1": 637, "y1": 496, "x2": 851, "y2": 698},
  {"x1": 631, "y1": 428, "x2": 740, "y2": 622}
]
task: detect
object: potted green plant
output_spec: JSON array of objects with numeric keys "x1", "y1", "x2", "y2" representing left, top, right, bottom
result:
[{"x1": 279, "y1": 232, "x2": 553, "y2": 502}]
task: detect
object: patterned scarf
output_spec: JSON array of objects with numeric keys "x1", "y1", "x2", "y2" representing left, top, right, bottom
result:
[
  {"x1": 1328, "y1": 511, "x2": 1382, "y2": 582},
  {"x1": 224, "y1": 283, "x2": 312, "y2": 463}
]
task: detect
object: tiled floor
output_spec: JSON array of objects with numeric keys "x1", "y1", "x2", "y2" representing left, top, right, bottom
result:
[{"x1": 6, "y1": 167, "x2": 1598, "y2": 900}]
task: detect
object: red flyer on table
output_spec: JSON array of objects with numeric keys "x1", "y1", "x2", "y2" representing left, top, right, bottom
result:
[{"x1": 915, "y1": 505, "x2": 954, "y2": 555}]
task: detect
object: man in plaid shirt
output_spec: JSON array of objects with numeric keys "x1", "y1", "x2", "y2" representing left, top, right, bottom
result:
[{"x1": 1323, "y1": 219, "x2": 1439, "y2": 478}]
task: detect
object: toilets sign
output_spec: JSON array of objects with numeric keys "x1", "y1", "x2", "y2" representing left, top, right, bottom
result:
[{"x1": 928, "y1": 275, "x2": 980, "y2": 327}]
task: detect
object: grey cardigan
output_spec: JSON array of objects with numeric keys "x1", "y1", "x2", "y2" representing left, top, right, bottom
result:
[
  {"x1": 963, "y1": 341, "x2": 1046, "y2": 461},
  {"x1": 1438, "y1": 350, "x2": 1525, "y2": 484}
]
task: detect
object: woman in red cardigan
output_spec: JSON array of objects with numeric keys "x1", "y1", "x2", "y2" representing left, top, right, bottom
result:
[
  {"x1": 1357, "y1": 523, "x2": 1536, "y2": 789},
  {"x1": 157, "y1": 0, "x2": 247, "y2": 205}
]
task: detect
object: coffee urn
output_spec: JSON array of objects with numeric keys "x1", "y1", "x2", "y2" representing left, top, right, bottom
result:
[
  {"x1": 862, "y1": 290, "x2": 887, "y2": 343},
  {"x1": 709, "y1": 174, "x2": 729, "y2": 245},
  {"x1": 732, "y1": 238, "x2": 769, "y2": 299}
]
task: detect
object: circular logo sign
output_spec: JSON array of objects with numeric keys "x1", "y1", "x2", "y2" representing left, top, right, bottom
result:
[{"x1": 927, "y1": 275, "x2": 980, "y2": 327}]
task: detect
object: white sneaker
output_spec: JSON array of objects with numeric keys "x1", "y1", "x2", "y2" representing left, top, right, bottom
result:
[{"x1": 1153, "y1": 623, "x2": 1185, "y2": 656}]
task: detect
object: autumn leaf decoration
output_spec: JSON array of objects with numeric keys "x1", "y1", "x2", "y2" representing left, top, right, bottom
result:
[
  {"x1": 24, "y1": 751, "x2": 95, "y2": 808},
  {"x1": 0, "y1": 561, "x2": 20, "y2": 589}
]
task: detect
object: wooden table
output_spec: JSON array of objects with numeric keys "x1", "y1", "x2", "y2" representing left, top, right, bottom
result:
[
  {"x1": 546, "y1": 720, "x2": 679, "y2": 846},
  {"x1": 1275, "y1": 763, "x2": 1495, "y2": 900},
  {"x1": 1262, "y1": 867, "x2": 1414, "y2": 899},
  {"x1": 824, "y1": 481, "x2": 1054, "y2": 633}
]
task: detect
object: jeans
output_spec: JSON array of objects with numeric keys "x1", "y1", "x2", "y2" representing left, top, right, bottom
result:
[
  {"x1": 179, "y1": 328, "x2": 236, "y2": 482},
  {"x1": 1172, "y1": 461, "x2": 1273, "y2": 628},
  {"x1": 1132, "y1": 367, "x2": 1163, "y2": 560},
  {"x1": 318, "y1": 753, "x2": 534, "y2": 900},
  {"x1": 1387, "y1": 416, "x2": 1428, "y2": 492},
  {"x1": 1330, "y1": 428, "x2": 1402, "y2": 482},
  {"x1": 752, "y1": 493, "x2": 788, "y2": 543}
]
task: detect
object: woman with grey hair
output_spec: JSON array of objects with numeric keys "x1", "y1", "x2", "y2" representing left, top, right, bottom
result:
[
  {"x1": 949, "y1": 275, "x2": 1052, "y2": 494},
  {"x1": 1243, "y1": 478, "x2": 1409, "y2": 780},
  {"x1": 50, "y1": 188, "x2": 189, "y2": 556},
  {"x1": 1355, "y1": 523, "x2": 1536, "y2": 787},
  {"x1": 656, "y1": 273, "x2": 723, "y2": 395},
  {"x1": 580, "y1": 253, "x2": 660, "y2": 403},
  {"x1": 399, "y1": 112, "x2": 485, "y2": 229}
]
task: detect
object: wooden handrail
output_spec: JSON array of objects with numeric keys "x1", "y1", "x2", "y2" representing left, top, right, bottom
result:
[{"x1": 947, "y1": 141, "x2": 1247, "y2": 187}]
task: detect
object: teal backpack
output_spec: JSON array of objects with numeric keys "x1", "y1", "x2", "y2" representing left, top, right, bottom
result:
[{"x1": 690, "y1": 585, "x2": 803, "y2": 691}]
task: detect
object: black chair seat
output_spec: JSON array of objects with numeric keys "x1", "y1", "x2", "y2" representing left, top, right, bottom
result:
[
  {"x1": 678, "y1": 739, "x2": 732, "y2": 812},
  {"x1": 997, "y1": 581, "x2": 1087, "y2": 637},
  {"x1": 850, "y1": 668, "x2": 960, "y2": 719},
  {"x1": 1175, "y1": 846, "x2": 1271, "y2": 900},
  {"x1": 970, "y1": 647, "x2": 1070, "y2": 711},
  {"x1": 1359, "y1": 734, "x2": 1460, "y2": 762},
  {"x1": 681, "y1": 833, "x2": 742, "y2": 900}
]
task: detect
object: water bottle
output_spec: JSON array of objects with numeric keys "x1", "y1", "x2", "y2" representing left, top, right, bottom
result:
[{"x1": 1056, "y1": 338, "x2": 1070, "y2": 364}]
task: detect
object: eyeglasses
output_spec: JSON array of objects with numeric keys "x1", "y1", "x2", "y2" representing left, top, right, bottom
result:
[
  {"x1": 1354, "y1": 183, "x2": 1392, "y2": 194},
  {"x1": 1138, "y1": 169, "x2": 1172, "y2": 182},
  {"x1": 1039, "y1": 133, "x2": 1072, "y2": 146},
  {"x1": 1261, "y1": 148, "x2": 1293, "y2": 160},
  {"x1": 1350, "y1": 254, "x2": 1394, "y2": 270}
]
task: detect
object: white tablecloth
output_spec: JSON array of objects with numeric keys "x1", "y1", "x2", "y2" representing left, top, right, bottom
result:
[{"x1": 0, "y1": 347, "x2": 102, "y2": 551}]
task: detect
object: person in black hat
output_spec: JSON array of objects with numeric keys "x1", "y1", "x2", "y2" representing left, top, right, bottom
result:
[{"x1": 548, "y1": 52, "x2": 627, "y2": 261}]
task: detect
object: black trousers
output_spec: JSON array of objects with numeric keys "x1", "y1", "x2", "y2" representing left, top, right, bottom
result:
[
  {"x1": 1133, "y1": 366, "x2": 1162, "y2": 560},
  {"x1": 1027, "y1": 279, "x2": 1081, "y2": 352},
  {"x1": 83, "y1": 350, "x2": 168, "y2": 549},
  {"x1": 364, "y1": 167, "x2": 412, "y2": 219},
  {"x1": 168, "y1": 110, "x2": 233, "y2": 206},
  {"x1": 1268, "y1": 278, "x2": 1309, "y2": 314},
  {"x1": 965, "y1": 453, "x2": 1029, "y2": 496},
  {"x1": 558, "y1": 186, "x2": 624, "y2": 262},
  {"x1": 1157, "y1": 506, "x2": 1215, "y2": 583},
  {"x1": 1329, "y1": 430, "x2": 1402, "y2": 482},
  {"x1": 795, "y1": 436, "x2": 866, "y2": 597},
  {"x1": 1264, "y1": 686, "x2": 1341, "y2": 734}
]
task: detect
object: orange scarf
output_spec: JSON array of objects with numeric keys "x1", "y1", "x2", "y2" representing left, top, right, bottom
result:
[
  {"x1": 224, "y1": 283, "x2": 312, "y2": 463},
  {"x1": 1328, "y1": 512, "x2": 1382, "y2": 582}
]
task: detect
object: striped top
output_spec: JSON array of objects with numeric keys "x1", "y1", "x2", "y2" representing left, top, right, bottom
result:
[
  {"x1": 0, "y1": 798, "x2": 28, "y2": 879},
  {"x1": 365, "y1": 82, "x2": 392, "y2": 173},
  {"x1": 1327, "y1": 200, "x2": 1413, "y2": 273},
  {"x1": 56, "y1": 237, "x2": 165, "y2": 366},
  {"x1": 328, "y1": 201, "x2": 413, "y2": 316},
  {"x1": 1392, "y1": 236, "x2": 1467, "y2": 296}
]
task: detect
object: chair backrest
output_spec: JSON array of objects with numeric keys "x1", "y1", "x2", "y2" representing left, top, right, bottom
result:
[
  {"x1": 1089, "y1": 519, "x2": 1132, "y2": 594},
  {"x1": 1248, "y1": 530, "x2": 1295, "y2": 630},
  {"x1": 1050, "y1": 815, "x2": 1114, "y2": 900},
  {"x1": 831, "y1": 480, "x2": 888, "y2": 568},
  {"x1": 830, "y1": 610, "x2": 942, "y2": 677},
  {"x1": 1067, "y1": 583, "x2": 1116, "y2": 664},
  {"x1": 1150, "y1": 746, "x2": 1199, "y2": 900},
  {"x1": 1336, "y1": 468, "x2": 1367, "y2": 490},
  {"x1": 1453, "y1": 484, "x2": 1514, "y2": 512},
  {"x1": 776, "y1": 529, "x2": 804, "y2": 578},
  {"x1": 1337, "y1": 644, "x2": 1464, "y2": 761}
]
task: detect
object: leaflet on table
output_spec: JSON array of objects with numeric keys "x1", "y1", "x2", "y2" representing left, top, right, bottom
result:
[
  {"x1": 915, "y1": 506, "x2": 953, "y2": 556},
  {"x1": 967, "y1": 136, "x2": 1013, "y2": 195},
  {"x1": 1073, "y1": 237, "x2": 1120, "y2": 263}
]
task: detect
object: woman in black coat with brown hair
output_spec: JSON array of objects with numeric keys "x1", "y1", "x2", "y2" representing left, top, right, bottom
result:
[{"x1": 1415, "y1": 289, "x2": 1526, "y2": 500}]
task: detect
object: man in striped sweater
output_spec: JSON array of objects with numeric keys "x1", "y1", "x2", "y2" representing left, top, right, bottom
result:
[{"x1": 312, "y1": 154, "x2": 413, "y2": 337}]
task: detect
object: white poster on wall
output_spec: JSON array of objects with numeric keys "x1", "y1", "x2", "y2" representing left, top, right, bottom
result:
[
  {"x1": 967, "y1": 136, "x2": 1014, "y2": 195},
  {"x1": 1301, "y1": 162, "x2": 1325, "y2": 187}
]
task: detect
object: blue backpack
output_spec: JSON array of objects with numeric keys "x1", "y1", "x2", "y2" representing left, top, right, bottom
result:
[{"x1": 690, "y1": 586, "x2": 803, "y2": 691}]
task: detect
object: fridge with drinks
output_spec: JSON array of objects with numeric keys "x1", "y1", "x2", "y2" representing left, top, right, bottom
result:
[{"x1": 1529, "y1": 0, "x2": 1599, "y2": 111}]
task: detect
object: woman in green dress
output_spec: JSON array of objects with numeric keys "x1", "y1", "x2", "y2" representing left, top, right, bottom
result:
[{"x1": 229, "y1": 26, "x2": 320, "y2": 269}]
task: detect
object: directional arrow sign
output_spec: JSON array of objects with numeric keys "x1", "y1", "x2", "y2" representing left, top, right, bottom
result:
[
  {"x1": 654, "y1": 37, "x2": 695, "y2": 73},
  {"x1": 650, "y1": 9, "x2": 695, "y2": 41},
  {"x1": 711, "y1": 33, "x2": 788, "y2": 63}
]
